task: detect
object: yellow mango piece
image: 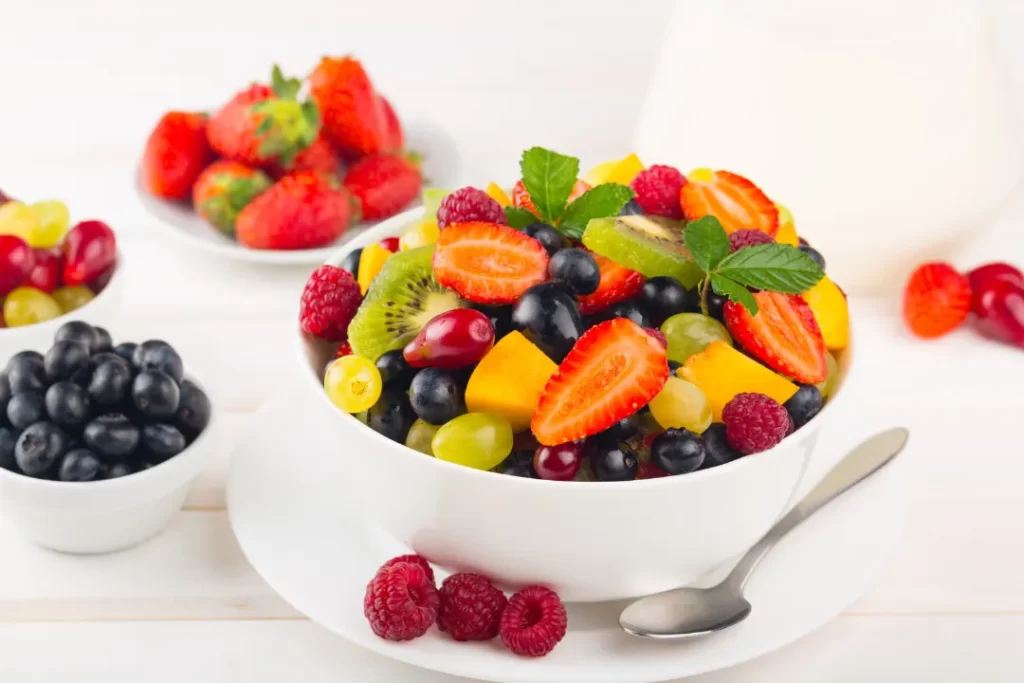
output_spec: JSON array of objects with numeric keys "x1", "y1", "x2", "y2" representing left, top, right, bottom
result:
[
  {"x1": 583, "y1": 154, "x2": 645, "y2": 187},
  {"x1": 687, "y1": 167, "x2": 715, "y2": 183},
  {"x1": 803, "y1": 276, "x2": 850, "y2": 351},
  {"x1": 0, "y1": 202, "x2": 40, "y2": 242},
  {"x1": 583, "y1": 160, "x2": 618, "y2": 187},
  {"x1": 399, "y1": 219, "x2": 440, "y2": 250},
  {"x1": 681, "y1": 340, "x2": 798, "y2": 421},
  {"x1": 774, "y1": 203, "x2": 799, "y2": 246},
  {"x1": 485, "y1": 183, "x2": 511, "y2": 208},
  {"x1": 357, "y1": 243, "x2": 393, "y2": 294},
  {"x1": 465, "y1": 331, "x2": 557, "y2": 433}
]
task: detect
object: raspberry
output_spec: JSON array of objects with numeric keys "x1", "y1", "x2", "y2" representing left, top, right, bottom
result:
[
  {"x1": 630, "y1": 165, "x2": 686, "y2": 219},
  {"x1": 644, "y1": 327, "x2": 668, "y2": 348},
  {"x1": 437, "y1": 573, "x2": 507, "y2": 641},
  {"x1": 379, "y1": 554, "x2": 436, "y2": 584},
  {"x1": 903, "y1": 262, "x2": 971, "y2": 339},
  {"x1": 364, "y1": 561, "x2": 440, "y2": 641},
  {"x1": 300, "y1": 265, "x2": 361, "y2": 342},
  {"x1": 722, "y1": 392, "x2": 789, "y2": 455},
  {"x1": 436, "y1": 187, "x2": 506, "y2": 229},
  {"x1": 499, "y1": 585, "x2": 567, "y2": 657},
  {"x1": 728, "y1": 229, "x2": 775, "y2": 252}
]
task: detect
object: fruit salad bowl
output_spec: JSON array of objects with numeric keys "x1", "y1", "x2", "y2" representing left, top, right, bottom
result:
[{"x1": 296, "y1": 207, "x2": 854, "y2": 603}]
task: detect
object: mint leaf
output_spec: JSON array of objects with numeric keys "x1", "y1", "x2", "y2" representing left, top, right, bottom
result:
[
  {"x1": 711, "y1": 274, "x2": 758, "y2": 315},
  {"x1": 683, "y1": 216, "x2": 730, "y2": 274},
  {"x1": 519, "y1": 147, "x2": 579, "y2": 223},
  {"x1": 558, "y1": 183, "x2": 635, "y2": 239},
  {"x1": 505, "y1": 206, "x2": 539, "y2": 230},
  {"x1": 717, "y1": 244, "x2": 824, "y2": 293}
]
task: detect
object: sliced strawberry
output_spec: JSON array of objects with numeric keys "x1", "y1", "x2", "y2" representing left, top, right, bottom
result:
[
  {"x1": 723, "y1": 291, "x2": 828, "y2": 384},
  {"x1": 433, "y1": 222, "x2": 549, "y2": 304},
  {"x1": 577, "y1": 253, "x2": 646, "y2": 314},
  {"x1": 532, "y1": 318, "x2": 669, "y2": 446},
  {"x1": 680, "y1": 169, "x2": 779, "y2": 236},
  {"x1": 511, "y1": 179, "x2": 590, "y2": 216}
]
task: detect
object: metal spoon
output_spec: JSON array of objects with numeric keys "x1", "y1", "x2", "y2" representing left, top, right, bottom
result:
[{"x1": 619, "y1": 427, "x2": 910, "y2": 640}]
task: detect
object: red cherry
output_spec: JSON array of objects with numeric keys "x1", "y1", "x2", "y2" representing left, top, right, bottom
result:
[
  {"x1": 967, "y1": 262, "x2": 1023, "y2": 291},
  {"x1": 402, "y1": 308, "x2": 495, "y2": 369},
  {"x1": 973, "y1": 277, "x2": 1024, "y2": 349},
  {"x1": 63, "y1": 220, "x2": 117, "y2": 287},
  {"x1": 0, "y1": 235, "x2": 35, "y2": 296},
  {"x1": 379, "y1": 236, "x2": 400, "y2": 253},
  {"x1": 533, "y1": 443, "x2": 583, "y2": 481},
  {"x1": 638, "y1": 459, "x2": 670, "y2": 479},
  {"x1": 25, "y1": 247, "x2": 63, "y2": 293}
]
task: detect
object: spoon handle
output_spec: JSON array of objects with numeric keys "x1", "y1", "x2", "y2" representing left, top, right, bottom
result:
[{"x1": 724, "y1": 427, "x2": 909, "y2": 592}]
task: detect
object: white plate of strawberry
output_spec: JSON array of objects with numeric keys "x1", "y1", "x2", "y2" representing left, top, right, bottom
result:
[{"x1": 136, "y1": 58, "x2": 459, "y2": 265}]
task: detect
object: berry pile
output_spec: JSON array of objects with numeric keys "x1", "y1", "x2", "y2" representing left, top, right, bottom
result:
[
  {"x1": 0, "y1": 321, "x2": 211, "y2": 482},
  {"x1": 0, "y1": 194, "x2": 117, "y2": 327},
  {"x1": 141, "y1": 58, "x2": 420, "y2": 251},
  {"x1": 303, "y1": 148, "x2": 849, "y2": 481},
  {"x1": 364, "y1": 553, "x2": 567, "y2": 657}
]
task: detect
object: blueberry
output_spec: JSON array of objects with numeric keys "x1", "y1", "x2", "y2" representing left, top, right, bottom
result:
[
  {"x1": 89, "y1": 351, "x2": 128, "y2": 372},
  {"x1": 375, "y1": 350, "x2": 416, "y2": 389},
  {"x1": 603, "y1": 414, "x2": 640, "y2": 441},
  {"x1": 0, "y1": 426, "x2": 17, "y2": 472},
  {"x1": 8, "y1": 392, "x2": 45, "y2": 431},
  {"x1": 83, "y1": 414, "x2": 140, "y2": 461},
  {"x1": 58, "y1": 448, "x2": 102, "y2": 482},
  {"x1": 7, "y1": 352, "x2": 46, "y2": 394},
  {"x1": 175, "y1": 380, "x2": 211, "y2": 439},
  {"x1": 339, "y1": 247, "x2": 363, "y2": 279},
  {"x1": 701, "y1": 423, "x2": 742, "y2": 469},
  {"x1": 132, "y1": 370, "x2": 180, "y2": 421},
  {"x1": 474, "y1": 305, "x2": 513, "y2": 341},
  {"x1": 45, "y1": 381, "x2": 91, "y2": 431},
  {"x1": 708, "y1": 291, "x2": 727, "y2": 321},
  {"x1": 800, "y1": 245, "x2": 826, "y2": 271},
  {"x1": 512, "y1": 282, "x2": 584, "y2": 362},
  {"x1": 44, "y1": 341, "x2": 91, "y2": 383},
  {"x1": 496, "y1": 450, "x2": 537, "y2": 478},
  {"x1": 668, "y1": 360, "x2": 682, "y2": 373},
  {"x1": 54, "y1": 321, "x2": 99, "y2": 353},
  {"x1": 0, "y1": 371, "x2": 10, "y2": 423},
  {"x1": 639, "y1": 276, "x2": 692, "y2": 324},
  {"x1": 93, "y1": 327, "x2": 113, "y2": 353},
  {"x1": 618, "y1": 199, "x2": 644, "y2": 216},
  {"x1": 523, "y1": 222, "x2": 564, "y2": 256},
  {"x1": 651, "y1": 428, "x2": 706, "y2": 475},
  {"x1": 548, "y1": 248, "x2": 600, "y2": 295},
  {"x1": 102, "y1": 462, "x2": 135, "y2": 479},
  {"x1": 112, "y1": 342, "x2": 138, "y2": 365},
  {"x1": 590, "y1": 442, "x2": 639, "y2": 481},
  {"x1": 784, "y1": 385, "x2": 823, "y2": 429},
  {"x1": 133, "y1": 341, "x2": 184, "y2": 383},
  {"x1": 140, "y1": 424, "x2": 187, "y2": 463},
  {"x1": 88, "y1": 359, "x2": 133, "y2": 407},
  {"x1": 366, "y1": 390, "x2": 416, "y2": 443},
  {"x1": 409, "y1": 368, "x2": 466, "y2": 426},
  {"x1": 14, "y1": 422, "x2": 70, "y2": 477},
  {"x1": 596, "y1": 300, "x2": 651, "y2": 328}
]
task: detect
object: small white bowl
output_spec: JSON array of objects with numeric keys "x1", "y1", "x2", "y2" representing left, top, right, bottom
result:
[{"x1": 0, "y1": 376, "x2": 215, "y2": 554}]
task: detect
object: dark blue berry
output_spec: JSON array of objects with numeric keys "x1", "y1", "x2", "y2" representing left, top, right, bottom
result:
[
  {"x1": 651, "y1": 428, "x2": 706, "y2": 474},
  {"x1": 497, "y1": 451, "x2": 537, "y2": 478},
  {"x1": 512, "y1": 282, "x2": 583, "y2": 362},
  {"x1": 132, "y1": 370, "x2": 180, "y2": 421},
  {"x1": 140, "y1": 424, "x2": 187, "y2": 463},
  {"x1": 800, "y1": 245, "x2": 826, "y2": 271},
  {"x1": 93, "y1": 327, "x2": 113, "y2": 353},
  {"x1": 89, "y1": 359, "x2": 133, "y2": 406},
  {"x1": 639, "y1": 276, "x2": 691, "y2": 324},
  {"x1": 523, "y1": 222, "x2": 564, "y2": 256},
  {"x1": 113, "y1": 342, "x2": 138, "y2": 365},
  {"x1": 375, "y1": 350, "x2": 416, "y2": 389},
  {"x1": 0, "y1": 426, "x2": 17, "y2": 472},
  {"x1": 603, "y1": 414, "x2": 640, "y2": 441},
  {"x1": 175, "y1": 380, "x2": 211, "y2": 439},
  {"x1": 409, "y1": 369, "x2": 465, "y2": 426},
  {"x1": 366, "y1": 390, "x2": 416, "y2": 443},
  {"x1": 701, "y1": 423, "x2": 742, "y2": 469},
  {"x1": 596, "y1": 299, "x2": 651, "y2": 328},
  {"x1": 54, "y1": 321, "x2": 100, "y2": 353},
  {"x1": 618, "y1": 199, "x2": 644, "y2": 216},
  {"x1": 8, "y1": 392, "x2": 45, "y2": 431},
  {"x1": 548, "y1": 248, "x2": 600, "y2": 295},
  {"x1": 133, "y1": 341, "x2": 184, "y2": 383},
  {"x1": 59, "y1": 448, "x2": 102, "y2": 482},
  {"x1": 15, "y1": 422, "x2": 70, "y2": 477},
  {"x1": 590, "y1": 442, "x2": 639, "y2": 481},
  {"x1": 784, "y1": 385, "x2": 823, "y2": 429},
  {"x1": 339, "y1": 247, "x2": 363, "y2": 279},
  {"x1": 45, "y1": 381, "x2": 91, "y2": 431},
  {"x1": 84, "y1": 414, "x2": 140, "y2": 462},
  {"x1": 44, "y1": 341, "x2": 91, "y2": 383}
]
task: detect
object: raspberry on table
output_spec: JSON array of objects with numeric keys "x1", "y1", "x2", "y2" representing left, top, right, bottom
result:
[
  {"x1": 722, "y1": 392, "x2": 789, "y2": 455},
  {"x1": 629, "y1": 165, "x2": 686, "y2": 219},
  {"x1": 364, "y1": 561, "x2": 440, "y2": 641},
  {"x1": 300, "y1": 265, "x2": 362, "y2": 342},
  {"x1": 379, "y1": 554, "x2": 436, "y2": 584},
  {"x1": 499, "y1": 585, "x2": 567, "y2": 657},
  {"x1": 728, "y1": 229, "x2": 775, "y2": 252},
  {"x1": 436, "y1": 187, "x2": 507, "y2": 229},
  {"x1": 437, "y1": 573, "x2": 508, "y2": 641}
]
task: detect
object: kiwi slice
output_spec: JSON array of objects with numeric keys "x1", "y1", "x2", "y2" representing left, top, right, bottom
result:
[
  {"x1": 347, "y1": 246, "x2": 465, "y2": 361},
  {"x1": 581, "y1": 215, "x2": 704, "y2": 288}
]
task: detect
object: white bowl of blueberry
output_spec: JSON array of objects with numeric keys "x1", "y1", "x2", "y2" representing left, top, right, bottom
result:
[{"x1": 0, "y1": 321, "x2": 213, "y2": 554}]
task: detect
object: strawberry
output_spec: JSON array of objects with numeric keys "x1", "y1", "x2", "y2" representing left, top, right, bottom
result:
[
  {"x1": 192, "y1": 161, "x2": 272, "y2": 235},
  {"x1": 235, "y1": 170, "x2": 353, "y2": 250},
  {"x1": 432, "y1": 222, "x2": 549, "y2": 304},
  {"x1": 531, "y1": 318, "x2": 669, "y2": 446},
  {"x1": 207, "y1": 66, "x2": 320, "y2": 169},
  {"x1": 141, "y1": 111, "x2": 212, "y2": 200},
  {"x1": 577, "y1": 253, "x2": 646, "y2": 314},
  {"x1": 342, "y1": 153, "x2": 421, "y2": 221},
  {"x1": 268, "y1": 134, "x2": 340, "y2": 179},
  {"x1": 511, "y1": 179, "x2": 590, "y2": 216},
  {"x1": 723, "y1": 291, "x2": 828, "y2": 384},
  {"x1": 309, "y1": 56, "x2": 391, "y2": 159},
  {"x1": 680, "y1": 169, "x2": 779, "y2": 236},
  {"x1": 903, "y1": 262, "x2": 971, "y2": 339},
  {"x1": 379, "y1": 96, "x2": 404, "y2": 151}
]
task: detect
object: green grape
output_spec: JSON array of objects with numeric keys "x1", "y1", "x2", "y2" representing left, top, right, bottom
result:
[
  {"x1": 405, "y1": 419, "x2": 440, "y2": 455},
  {"x1": 52, "y1": 286, "x2": 95, "y2": 313},
  {"x1": 421, "y1": 188, "x2": 451, "y2": 219},
  {"x1": 817, "y1": 352, "x2": 840, "y2": 399},
  {"x1": 4, "y1": 287, "x2": 62, "y2": 327},
  {"x1": 29, "y1": 200, "x2": 70, "y2": 248},
  {"x1": 648, "y1": 376, "x2": 712, "y2": 433},
  {"x1": 661, "y1": 313, "x2": 732, "y2": 365},
  {"x1": 431, "y1": 412, "x2": 513, "y2": 471},
  {"x1": 324, "y1": 356, "x2": 382, "y2": 413}
]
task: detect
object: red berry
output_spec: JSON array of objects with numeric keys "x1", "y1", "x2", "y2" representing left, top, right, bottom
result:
[
  {"x1": 728, "y1": 229, "x2": 775, "y2": 252},
  {"x1": 644, "y1": 327, "x2": 668, "y2": 348},
  {"x1": 533, "y1": 442, "x2": 583, "y2": 481},
  {"x1": 967, "y1": 262, "x2": 1023, "y2": 291},
  {"x1": 499, "y1": 585, "x2": 567, "y2": 657},
  {"x1": 436, "y1": 187, "x2": 506, "y2": 229},
  {"x1": 437, "y1": 573, "x2": 507, "y2": 641},
  {"x1": 903, "y1": 262, "x2": 971, "y2": 339},
  {"x1": 343, "y1": 153, "x2": 422, "y2": 221},
  {"x1": 379, "y1": 554, "x2": 436, "y2": 584},
  {"x1": 63, "y1": 220, "x2": 117, "y2": 287},
  {"x1": 0, "y1": 235, "x2": 35, "y2": 296},
  {"x1": 379, "y1": 236, "x2": 400, "y2": 253},
  {"x1": 299, "y1": 265, "x2": 362, "y2": 342},
  {"x1": 630, "y1": 165, "x2": 686, "y2": 219},
  {"x1": 364, "y1": 561, "x2": 440, "y2": 642},
  {"x1": 26, "y1": 247, "x2": 62, "y2": 293},
  {"x1": 722, "y1": 392, "x2": 789, "y2": 455},
  {"x1": 334, "y1": 341, "x2": 353, "y2": 358},
  {"x1": 638, "y1": 459, "x2": 670, "y2": 479},
  {"x1": 972, "y1": 276, "x2": 1024, "y2": 349},
  {"x1": 403, "y1": 308, "x2": 495, "y2": 369}
]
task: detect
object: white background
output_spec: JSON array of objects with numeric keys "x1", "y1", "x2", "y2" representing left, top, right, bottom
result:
[{"x1": 2, "y1": 1, "x2": 1024, "y2": 681}]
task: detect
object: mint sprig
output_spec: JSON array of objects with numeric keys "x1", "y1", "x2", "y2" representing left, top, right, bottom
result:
[
  {"x1": 558, "y1": 183, "x2": 635, "y2": 240},
  {"x1": 520, "y1": 147, "x2": 579, "y2": 223},
  {"x1": 505, "y1": 206, "x2": 539, "y2": 229}
]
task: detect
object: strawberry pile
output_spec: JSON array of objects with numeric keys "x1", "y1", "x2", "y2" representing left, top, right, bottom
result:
[{"x1": 141, "y1": 59, "x2": 420, "y2": 251}]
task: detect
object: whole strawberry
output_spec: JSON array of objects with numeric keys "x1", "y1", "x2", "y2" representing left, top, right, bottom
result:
[
  {"x1": 141, "y1": 111, "x2": 212, "y2": 200},
  {"x1": 378, "y1": 96, "x2": 404, "y2": 152},
  {"x1": 268, "y1": 134, "x2": 340, "y2": 179},
  {"x1": 343, "y1": 153, "x2": 421, "y2": 221},
  {"x1": 192, "y1": 160, "x2": 272, "y2": 235},
  {"x1": 236, "y1": 170, "x2": 353, "y2": 250},
  {"x1": 309, "y1": 56, "x2": 391, "y2": 159},
  {"x1": 207, "y1": 66, "x2": 320, "y2": 169}
]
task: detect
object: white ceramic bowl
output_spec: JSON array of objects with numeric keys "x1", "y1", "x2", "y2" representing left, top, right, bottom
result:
[
  {"x1": 297, "y1": 209, "x2": 851, "y2": 602},
  {"x1": 0, "y1": 376, "x2": 215, "y2": 554}
]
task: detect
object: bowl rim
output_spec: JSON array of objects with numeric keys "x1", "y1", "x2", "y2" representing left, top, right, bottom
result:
[{"x1": 298, "y1": 207, "x2": 853, "y2": 489}]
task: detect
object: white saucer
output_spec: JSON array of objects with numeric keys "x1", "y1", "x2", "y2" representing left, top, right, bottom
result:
[
  {"x1": 227, "y1": 381, "x2": 907, "y2": 683},
  {"x1": 135, "y1": 117, "x2": 460, "y2": 266}
]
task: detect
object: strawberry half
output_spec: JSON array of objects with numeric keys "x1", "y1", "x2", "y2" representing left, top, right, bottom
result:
[
  {"x1": 433, "y1": 222, "x2": 549, "y2": 304},
  {"x1": 680, "y1": 169, "x2": 779, "y2": 236},
  {"x1": 723, "y1": 291, "x2": 828, "y2": 384},
  {"x1": 511, "y1": 179, "x2": 590, "y2": 216},
  {"x1": 532, "y1": 318, "x2": 669, "y2": 446},
  {"x1": 577, "y1": 253, "x2": 646, "y2": 315}
]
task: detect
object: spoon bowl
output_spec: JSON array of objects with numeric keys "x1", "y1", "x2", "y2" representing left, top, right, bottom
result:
[{"x1": 620, "y1": 587, "x2": 751, "y2": 639}]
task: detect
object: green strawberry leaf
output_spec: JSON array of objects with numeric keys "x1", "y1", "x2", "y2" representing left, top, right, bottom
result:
[
  {"x1": 505, "y1": 206, "x2": 540, "y2": 229},
  {"x1": 270, "y1": 65, "x2": 302, "y2": 101},
  {"x1": 711, "y1": 273, "x2": 758, "y2": 315},
  {"x1": 683, "y1": 216, "x2": 730, "y2": 274},
  {"x1": 519, "y1": 147, "x2": 580, "y2": 223},
  {"x1": 716, "y1": 243, "x2": 824, "y2": 293},
  {"x1": 558, "y1": 183, "x2": 635, "y2": 240}
]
